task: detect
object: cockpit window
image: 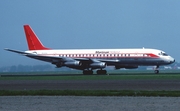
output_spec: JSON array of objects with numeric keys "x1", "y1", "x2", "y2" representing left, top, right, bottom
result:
[
  {"x1": 159, "y1": 52, "x2": 168, "y2": 56},
  {"x1": 162, "y1": 53, "x2": 168, "y2": 56}
]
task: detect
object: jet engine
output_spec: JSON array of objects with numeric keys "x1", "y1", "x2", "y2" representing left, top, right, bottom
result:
[
  {"x1": 56, "y1": 63, "x2": 63, "y2": 68},
  {"x1": 64, "y1": 61, "x2": 82, "y2": 67},
  {"x1": 90, "y1": 62, "x2": 106, "y2": 69}
]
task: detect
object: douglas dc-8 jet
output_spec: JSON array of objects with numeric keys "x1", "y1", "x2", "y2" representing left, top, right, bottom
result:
[{"x1": 5, "y1": 25, "x2": 175, "y2": 74}]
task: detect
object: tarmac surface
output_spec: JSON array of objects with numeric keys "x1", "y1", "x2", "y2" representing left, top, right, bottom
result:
[
  {"x1": 0, "y1": 96, "x2": 180, "y2": 111},
  {"x1": 1, "y1": 79, "x2": 180, "y2": 90},
  {"x1": 1, "y1": 74, "x2": 180, "y2": 111}
]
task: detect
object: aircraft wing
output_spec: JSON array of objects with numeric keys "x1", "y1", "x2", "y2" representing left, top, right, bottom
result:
[
  {"x1": 75, "y1": 58, "x2": 119, "y2": 64},
  {"x1": 27, "y1": 54, "x2": 119, "y2": 65}
]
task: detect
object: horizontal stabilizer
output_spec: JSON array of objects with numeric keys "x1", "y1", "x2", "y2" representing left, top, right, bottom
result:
[{"x1": 4, "y1": 48, "x2": 28, "y2": 55}]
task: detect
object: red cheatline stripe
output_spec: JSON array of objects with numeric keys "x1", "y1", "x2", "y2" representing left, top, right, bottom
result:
[{"x1": 148, "y1": 53, "x2": 159, "y2": 58}]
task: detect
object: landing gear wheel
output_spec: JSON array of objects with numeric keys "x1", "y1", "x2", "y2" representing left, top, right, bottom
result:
[
  {"x1": 154, "y1": 70, "x2": 159, "y2": 74},
  {"x1": 96, "y1": 70, "x2": 107, "y2": 75},
  {"x1": 154, "y1": 65, "x2": 159, "y2": 74}
]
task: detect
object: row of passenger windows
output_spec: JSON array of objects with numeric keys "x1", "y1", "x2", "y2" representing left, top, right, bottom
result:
[{"x1": 58, "y1": 54, "x2": 149, "y2": 57}]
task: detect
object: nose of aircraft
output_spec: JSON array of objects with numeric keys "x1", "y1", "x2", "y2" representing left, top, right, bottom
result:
[{"x1": 170, "y1": 57, "x2": 175, "y2": 64}]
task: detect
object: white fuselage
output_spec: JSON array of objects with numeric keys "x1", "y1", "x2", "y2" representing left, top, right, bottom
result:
[{"x1": 25, "y1": 48, "x2": 175, "y2": 66}]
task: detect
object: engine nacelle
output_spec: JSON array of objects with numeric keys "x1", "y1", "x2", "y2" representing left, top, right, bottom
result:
[
  {"x1": 52, "y1": 62, "x2": 63, "y2": 68},
  {"x1": 90, "y1": 62, "x2": 106, "y2": 69},
  {"x1": 64, "y1": 61, "x2": 82, "y2": 67},
  {"x1": 115, "y1": 65, "x2": 138, "y2": 69},
  {"x1": 56, "y1": 63, "x2": 63, "y2": 68}
]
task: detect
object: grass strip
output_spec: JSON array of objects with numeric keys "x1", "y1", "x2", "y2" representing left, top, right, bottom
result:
[{"x1": 1, "y1": 90, "x2": 180, "y2": 97}]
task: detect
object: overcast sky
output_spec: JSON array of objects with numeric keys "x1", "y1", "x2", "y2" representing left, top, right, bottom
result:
[{"x1": 1, "y1": 0, "x2": 180, "y2": 67}]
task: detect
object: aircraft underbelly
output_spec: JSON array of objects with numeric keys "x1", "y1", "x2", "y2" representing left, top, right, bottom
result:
[{"x1": 117, "y1": 58, "x2": 163, "y2": 65}]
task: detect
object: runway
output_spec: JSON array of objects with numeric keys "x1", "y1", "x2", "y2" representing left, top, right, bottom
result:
[
  {"x1": 1, "y1": 79, "x2": 180, "y2": 90},
  {"x1": 1, "y1": 96, "x2": 180, "y2": 111},
  {"x1": 1, "y1": 74, "x2": 180, "y2": 111}
]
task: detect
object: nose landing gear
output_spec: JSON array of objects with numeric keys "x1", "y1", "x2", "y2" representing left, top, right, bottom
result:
[{"x1": 154, "y1": 65, "x2": 159, "y2": 74}]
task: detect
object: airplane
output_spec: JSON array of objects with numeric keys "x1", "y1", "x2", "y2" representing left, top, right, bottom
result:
[{"x1": 5, "y1": 25, "x2": 175, "y2": 74}]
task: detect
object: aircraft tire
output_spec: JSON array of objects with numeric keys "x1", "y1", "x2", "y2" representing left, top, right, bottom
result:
[{"x1": 154, "y1": 70, "x2": 159, "y2": 74}]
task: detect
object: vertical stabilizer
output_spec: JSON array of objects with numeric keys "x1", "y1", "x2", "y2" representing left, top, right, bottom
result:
[{"x1": 24, "y1": 25, "x2": 50, "y2": 50}]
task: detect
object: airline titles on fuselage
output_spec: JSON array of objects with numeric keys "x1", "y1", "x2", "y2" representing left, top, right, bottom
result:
[{"x1": 95, "y1": 51, "x2": 109, "y2": 54}]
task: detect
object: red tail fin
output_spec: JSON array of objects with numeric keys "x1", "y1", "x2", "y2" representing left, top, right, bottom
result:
[{"x1": 24, "y1": 25, "x2": 50, "y2": 50}]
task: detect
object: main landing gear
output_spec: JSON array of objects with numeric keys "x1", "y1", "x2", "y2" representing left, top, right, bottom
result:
[
  {"x1": 154, "y1": 65, "x2": 159, "y2": 74},
  {"x1": 82, "y1": 69, "x2": 107, "y2": 75}
]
